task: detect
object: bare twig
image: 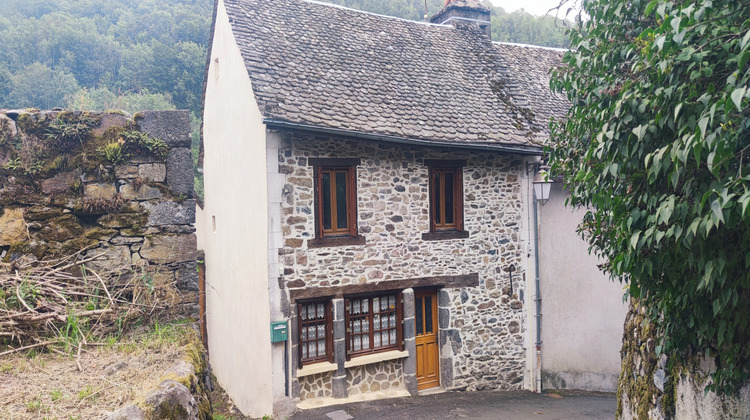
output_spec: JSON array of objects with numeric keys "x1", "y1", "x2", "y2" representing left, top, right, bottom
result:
[{"x1": 0, "y1": 340, "x2": 56, "y2": 357}]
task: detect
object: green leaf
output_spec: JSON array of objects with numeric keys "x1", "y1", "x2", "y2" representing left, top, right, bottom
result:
[
  {"x1": 630, "y1": 230, "x2": 642, "y2": 250},
  {"x1": 731, "y1": 88, "x2": 746, "y2": 111},
  {"x1": 674, "y1": 103, "x2": 683, "y2": 122},
  {"x1": 632, "y1": 124, "x2": 647, "y2": 139},
  {"x1": 741, "y1": 30, "x2": 750, "y2": 51},
  {"x1": 711, "y1": 198, "x2": 724, "y2": 223}
]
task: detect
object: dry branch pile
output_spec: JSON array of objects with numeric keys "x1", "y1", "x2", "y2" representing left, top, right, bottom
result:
[{"x1": 0, "y1": 249, "x2": 186, "y2": 357}]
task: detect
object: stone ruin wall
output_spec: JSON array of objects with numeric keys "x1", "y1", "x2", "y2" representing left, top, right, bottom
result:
[
  {"x1": 0, "y1": 109, "x2": 198, "y2": 314},
  {"x1": 277, "y1": 132, "x2": 527, "y2": 392}
]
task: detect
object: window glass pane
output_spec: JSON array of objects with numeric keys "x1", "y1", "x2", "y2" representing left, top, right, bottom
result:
[
  {"x1": 416, "y1": 297, "x2": 423, "y2": 335},
  {"x1": 425, "y1": 296, "x2": 433, "y2": 334},
  {"x1": 318, "y1": 339, "x2": 325, "y2": 356},
  {"x1": 374, "y1": 331, "x2": 381, "y2": 347},
  {"x1": 322, "y1": 172, "x2": 332, "y2": 230},
  {"x1": 445, "y1": 172, "x2": 454, "y2": 224},
  {"x1": 335, "y1": 171, "x2": 348, "y2": 229},
  {"x1": 302, "y1": 343, "x2": 308, "y2": 359},
  {"x1": 389, "y1": 329, "x2": 396, "y2": 345},
  {"x1": 363, "y1": 334, "x2": 369, "y2": 349},
  {"x1": 434, "y1": 173, "x2": 442, "y2": 224}
]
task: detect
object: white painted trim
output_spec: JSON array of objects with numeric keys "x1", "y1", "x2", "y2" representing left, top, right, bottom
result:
[
  {"x1": 344, "y1": 350, "x2": 409, "y2": 369},
  {"x1": 296, "y1": 362, "x2": 338, "y2": 378}
]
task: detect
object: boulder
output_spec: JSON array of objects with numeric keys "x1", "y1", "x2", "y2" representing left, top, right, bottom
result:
[
  {"x1": 144, "y1": 380, "x2": 198, "y2": 420},
  {"x1": 107, "y1": 404, "x2": 144, "y2": 420},
  {"x1": 0, "y1": 207, "x2": 28, "y2": 246}
]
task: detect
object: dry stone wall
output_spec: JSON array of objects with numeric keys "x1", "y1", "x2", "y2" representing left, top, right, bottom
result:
[
  {"x1": 0, "y1": 109, "x2": 197, "y2": 314},
  {"x1": 277, "y1": 132, "x2": 527, "y2": 391}
]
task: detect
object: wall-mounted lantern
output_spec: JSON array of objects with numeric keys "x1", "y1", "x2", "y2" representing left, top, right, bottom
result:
[{"x1": 527, "y1": 161, "x2": 553, "y2": 205}]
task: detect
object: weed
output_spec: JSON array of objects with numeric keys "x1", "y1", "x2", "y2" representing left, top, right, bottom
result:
[
  {"x1": 2, "y1": 156, "x2": 21, "y2": 171},
  {"x1": 45, "y1": 114, "x2": 99, "y2": 147},
  {"x1": 69, "y1": 180, "x2": 84, "y2": 195},
  {"x1": 98, "y1": 142, "x2": 126, "y2": 165},
  {"x1": 50, "y1": 389, "x2": 62, "y2": 401},
  {"x1": 25, "y1": 397, "x2": 43, "y2": 412},
  {"x1": 77, "y1": 385, "x2": 94, "y2": 401},
  {"x1": 119, "y1": 131, "x2": 168, "y2": 160},
  {"x1": 0, "y1": 363, "x2": 12, "y2": 373}
]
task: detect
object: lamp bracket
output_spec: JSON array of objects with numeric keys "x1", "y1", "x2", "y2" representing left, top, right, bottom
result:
[{"x1": 526, "y1": 160, "x2": 543, "y2": 175}]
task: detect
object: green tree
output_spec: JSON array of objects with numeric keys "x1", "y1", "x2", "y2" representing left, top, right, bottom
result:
[
  {"x1": 8, "y1": 62, "x2": 80, "y2": 109},
  {"x1": 550, "y1": 0, "x2": 750, "y2": 392}
]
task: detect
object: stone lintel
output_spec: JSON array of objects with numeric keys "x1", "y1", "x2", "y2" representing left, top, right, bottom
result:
[{"x1": 289, "y1": 274, "x2": 479, "y2": 301}]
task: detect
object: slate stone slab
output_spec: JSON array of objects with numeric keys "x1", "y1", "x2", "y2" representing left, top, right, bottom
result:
[
  {"x1": 143, "y1": 200, "x2": 196, "y2": 226},
  {"x1": 135, "y1": 110, "x2": 191, "y2": 148},
  {"x1": 166, "y1": 148, "x2": 194, "y2": 197}
]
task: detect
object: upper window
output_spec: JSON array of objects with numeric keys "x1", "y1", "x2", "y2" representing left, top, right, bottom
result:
[
  {"x1": 298, "y1": 300, "x2": 333, "y2": 366},
  {"x1": 318, "y1": 166, "x2": 355, "y2": 237},
  {"x1": 426, "y1": 160, "x2": 466, "y2": 233},
  {"x1": 309, "y1": 158, "x2": 364, "y2": 247},
  {"x1": 345, "y1": 292, "x2": 403, "y2": 359}
]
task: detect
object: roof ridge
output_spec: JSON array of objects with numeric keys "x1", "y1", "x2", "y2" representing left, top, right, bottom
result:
[{"x1": 298, "y1": 0, "x2": 447, "y2": 27}]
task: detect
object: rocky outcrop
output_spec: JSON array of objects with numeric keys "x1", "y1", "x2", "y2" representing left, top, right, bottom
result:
[{"x1": 0, "y1": 109, "x2": 197, "y2": 315}]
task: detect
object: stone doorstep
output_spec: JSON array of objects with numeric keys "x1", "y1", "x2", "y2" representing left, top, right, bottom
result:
[{"x1": 296, "y1": 388, "x2": 411, "y2": 411}]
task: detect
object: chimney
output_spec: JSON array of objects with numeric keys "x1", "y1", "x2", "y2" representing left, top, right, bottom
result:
[{"x1": 430, "y1": 0, "x2": 491, "y2": 38}]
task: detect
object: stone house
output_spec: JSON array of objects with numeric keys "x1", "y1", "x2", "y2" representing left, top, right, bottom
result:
[{"x1": 198, "y1": 0, "x2": 624, "y2": 416}]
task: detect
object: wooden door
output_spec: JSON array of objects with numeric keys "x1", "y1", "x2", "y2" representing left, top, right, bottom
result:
[{"x1": 415, "y1": 290, "x2": 440, "y2": 390}]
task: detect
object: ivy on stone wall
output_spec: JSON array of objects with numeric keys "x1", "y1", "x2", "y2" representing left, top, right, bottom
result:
[{"x1": 550, "y1": 0, "x2": 750, "y2": 393}]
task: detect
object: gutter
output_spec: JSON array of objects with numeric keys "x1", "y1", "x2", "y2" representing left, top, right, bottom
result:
[{"x1": 262, "y1": 119, "x2": 543, "y2": 155}]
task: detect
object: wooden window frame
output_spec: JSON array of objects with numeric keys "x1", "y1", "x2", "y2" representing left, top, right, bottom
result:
[
  {"x1": 297, "y1": 300, "x2": 334, "y2": 367},
  {"x1": 345, "y1": 292, "x2": 404, "y2": 360},
  {"x1": 426, "y1": 160, "x2": 465, "y2": 234},
  {"x1": 310, "y1": 159, "x2": 361, "y2": 245}
]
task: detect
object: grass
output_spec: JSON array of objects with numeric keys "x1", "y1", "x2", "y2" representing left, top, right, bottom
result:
[{"x1": 0, "y1": 319, "x2": 201, "y2": 419}]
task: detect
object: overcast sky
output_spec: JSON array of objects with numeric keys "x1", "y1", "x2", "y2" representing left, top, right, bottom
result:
[{"x1": 490, "y1": 0, "x2": 579, "y2": 17}]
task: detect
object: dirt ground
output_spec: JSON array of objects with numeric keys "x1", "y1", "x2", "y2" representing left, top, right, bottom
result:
[{"x1": 0, "y1": 324, "x2": 195, "y2": 419}]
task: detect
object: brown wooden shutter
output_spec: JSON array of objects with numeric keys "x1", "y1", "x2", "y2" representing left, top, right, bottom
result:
[
  {"x1": 297, "y1": 303, "x2": 303, "y2": 369},
  {"x1": 348, "y1": 166, "x2": 357, "y2": 237},
  {"x1": 326, "y1": 301, "x2": 334, "y2": 363},
  {"x1": 456, "y1": 168, "x2": 464, "y2": 232},
  {"x1": 428, "y1": 167, "x2": 436, "y2": 232},
  {"x1": 397, "y1": 291, "x2": 404, "y2": 351},
  {"x1": 315, "y1": 166, "x2": 324, "y2": 239},
  {"x1": 344, "y1": 298, "x2": 351, "y2": 361}
]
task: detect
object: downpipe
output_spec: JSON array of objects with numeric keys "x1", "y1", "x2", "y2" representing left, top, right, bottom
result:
[{"x1": 533, "y1": 192, "x2": 543, "y2": 393}]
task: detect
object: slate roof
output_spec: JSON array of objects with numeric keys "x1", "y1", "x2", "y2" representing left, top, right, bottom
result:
[{"x1": 222, "y1": 0, "x2": 569, "y2": 150}]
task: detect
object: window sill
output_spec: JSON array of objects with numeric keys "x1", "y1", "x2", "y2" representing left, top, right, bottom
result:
[
  {"x1": 296, "y1": 361, "x2": 338, "y2": 378},
  {"x1": 421, "y1": 230, "x2": 470, "y2": 241},
  {"x1": 307, "y1": 235, "x2": 366, "y2": 249},
  {"x1": 344, "y1": 349, "x2": 409, "y2": 369}
]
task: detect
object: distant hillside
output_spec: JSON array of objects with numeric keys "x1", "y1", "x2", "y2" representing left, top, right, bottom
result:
[
  {"x1": 0, "y1": 0, "x2": 567, "y2": 113},
  {"x1": 0, "y1": 0, "x2": 211, "y2": 113}
]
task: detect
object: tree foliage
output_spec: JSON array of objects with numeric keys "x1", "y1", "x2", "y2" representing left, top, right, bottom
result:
[
  {"x1": 0, "y1": 0, "x2": 211, "y2": 112},
  {"x1": 550, "y1": 0, "x2": 750, "y2": 392}
]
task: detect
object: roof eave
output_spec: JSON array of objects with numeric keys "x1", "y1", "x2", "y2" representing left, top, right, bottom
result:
[{"x1": 263, "y1": 119, "x2": 544, "y2": 155}]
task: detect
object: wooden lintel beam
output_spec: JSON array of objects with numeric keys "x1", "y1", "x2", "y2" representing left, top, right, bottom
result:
[{"x1": 289, "y1": 273, "x2": 479, "y2": 302}]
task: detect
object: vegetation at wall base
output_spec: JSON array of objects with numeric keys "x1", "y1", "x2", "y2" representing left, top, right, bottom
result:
[{"x1": 550, "y1": 0, "x2": 750, "y2": 394}]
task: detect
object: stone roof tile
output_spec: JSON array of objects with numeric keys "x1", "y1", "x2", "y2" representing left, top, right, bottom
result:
[{"x1": 223, "y1": 0, "x2": 569, "y2": 148}]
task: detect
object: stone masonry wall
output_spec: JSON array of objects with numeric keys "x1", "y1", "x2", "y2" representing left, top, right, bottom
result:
[
  {"x1": 0, "y1": 109, "x2": 197, "y2": 314},
  {"x1": 346, "y1": 360, "x2": 404, "y2": 396},
  {"x1": 277, "y1": 132, "x2": 527, "y2": 391},
  {"x1": 299, "y1": 371, "x2": 334, "y2": 400}
]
